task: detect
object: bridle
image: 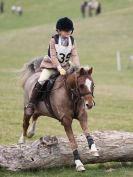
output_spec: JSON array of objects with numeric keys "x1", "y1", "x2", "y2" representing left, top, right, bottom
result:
[
  {"x1": 65, "y1": 72, "x2": 95, "y2": 117},
  {"x1": 72, "y1": 72, "x2": 95, "y2": 98}
]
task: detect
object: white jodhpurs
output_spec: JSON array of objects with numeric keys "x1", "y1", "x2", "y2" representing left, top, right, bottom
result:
[{"x1": 38, "y1": 68, "x2": 56, "y2": 85}]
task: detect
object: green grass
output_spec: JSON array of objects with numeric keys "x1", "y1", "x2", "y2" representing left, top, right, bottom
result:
[
  {"x1": 0, "y1": 164, "x2": 133, "y2": 177},
  {"x1": 0, "y1": 0, "x2": 133, "y2": 31},
  {"x1": 0, "y1": 0, "x2": 133, "y2": 176}
]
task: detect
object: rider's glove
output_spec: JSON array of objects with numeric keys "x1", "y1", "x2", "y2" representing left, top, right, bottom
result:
[{"x1": 57, "y1": 65, "x2": 66, "y2": 75}]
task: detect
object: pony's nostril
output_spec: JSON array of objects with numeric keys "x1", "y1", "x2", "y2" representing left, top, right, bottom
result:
[{"x1": 86, "y1": 104, "x2": 92, "y2": 109}]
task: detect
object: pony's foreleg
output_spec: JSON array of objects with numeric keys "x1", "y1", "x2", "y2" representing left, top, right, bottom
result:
[
  {"x1": 78, "y1": 110, "x2": 99, "y2": 156},
  {"x1": 62, "y1": 117, "x2": 85, "y2": 172},
  {"x1": 18, "y1": 110, "x2": 31, "y2": 144},
  {"x1": 27, "y1": 113, "x2": 39, "y2": 138}
]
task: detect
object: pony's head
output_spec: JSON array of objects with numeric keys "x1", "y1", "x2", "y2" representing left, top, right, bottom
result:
[{"x1": 77, "y1": 67, "x2": 95, "y2": 109}]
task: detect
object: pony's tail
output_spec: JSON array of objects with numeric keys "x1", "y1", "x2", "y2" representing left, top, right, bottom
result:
[{"x1": 20, "y1": 56, "x2": 43, "y2": 88}]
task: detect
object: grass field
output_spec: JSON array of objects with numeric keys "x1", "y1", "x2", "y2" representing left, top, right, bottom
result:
[{"x1": 0, "y1": 0, "x2": 133, "y2": 176}]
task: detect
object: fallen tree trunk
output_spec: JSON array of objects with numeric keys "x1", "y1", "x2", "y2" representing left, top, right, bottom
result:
[{"x1": 0, "y1": 131, "x2": 133, "y2": 171}]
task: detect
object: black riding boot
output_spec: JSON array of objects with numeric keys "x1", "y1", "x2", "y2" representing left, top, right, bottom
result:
[{"x1": 25, "y1": 82, "x2": 42, "y2": 116}]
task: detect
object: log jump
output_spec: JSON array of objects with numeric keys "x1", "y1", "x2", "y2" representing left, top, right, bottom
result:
[{"x1": 0, "y1": 131, "x2": 133, "y2": 171}]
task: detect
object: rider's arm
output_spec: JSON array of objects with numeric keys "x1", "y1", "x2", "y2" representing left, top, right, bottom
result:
[
  {"x1": 49, "y1": 38, "x2": 61, "y2": 68},
  {"x1": 71, "y1": 40, "x2": 80, "y2": 67}
]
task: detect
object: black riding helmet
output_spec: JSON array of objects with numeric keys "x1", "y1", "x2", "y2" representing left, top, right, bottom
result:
[{"x1": 56, "y1": 17, "x2": 74, "y2": 33}]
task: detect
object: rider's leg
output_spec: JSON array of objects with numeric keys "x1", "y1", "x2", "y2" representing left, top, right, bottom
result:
[{"x1": 25, "y1": 68, "x2": 56, "y2": 116}]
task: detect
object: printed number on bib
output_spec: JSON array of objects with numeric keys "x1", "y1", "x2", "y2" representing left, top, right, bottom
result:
[{"x1": 58, "y1": 53, "x2": 71, "y2": 63}]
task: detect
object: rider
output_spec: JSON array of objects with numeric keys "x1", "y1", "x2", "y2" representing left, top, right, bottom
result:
[{"x1": 25, "y1": 17, "x2": 80, "y2": 116}]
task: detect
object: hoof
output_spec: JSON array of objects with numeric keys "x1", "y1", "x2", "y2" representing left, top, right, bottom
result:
[
  {"x1": 76, "y1": 165, "x2": 86, "y2": 172},
  {"x1": 91, "y1": 150, "x2": 99, "y2": 157},
  {"x1": 18, "y1": 139, "x2": 26, "y2": 144},
  {"x1": 27, "y1": 131, "x2": 34, "y2": 138},
  {"x1": 75, "y1": 160, "x2": 86, "y2": 172},
  {"x1": 18, "y1": 136, "x2": 26, "y2": 144},
  {"x1": 91, "y1": 144, "x2": 99, "y2": 157}
]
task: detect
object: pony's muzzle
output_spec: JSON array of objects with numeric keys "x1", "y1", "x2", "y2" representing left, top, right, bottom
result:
[
  {"x1": 85, "y1": 99, "x2": 95, "y2": 109},
  {"x1": 85, "y1": 102, "x2": 93, "y2": 109},
  {"x1": 86, "y1": 104, "x2": 92, "y2": 109}
]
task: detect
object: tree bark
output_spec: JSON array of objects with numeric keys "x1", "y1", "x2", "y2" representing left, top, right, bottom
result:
[{"x1": 0, "y1": 131, "x2": 133, "y2": 171}]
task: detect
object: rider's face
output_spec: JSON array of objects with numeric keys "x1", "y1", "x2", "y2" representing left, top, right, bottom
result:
[{"x1": 58, "y1": 30, "x2": 72, "y2": 37}]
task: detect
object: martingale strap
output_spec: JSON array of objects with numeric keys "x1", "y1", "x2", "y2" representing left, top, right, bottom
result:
[{"x1": 70, "y1": 88, "x2": 81, "y2": 118}]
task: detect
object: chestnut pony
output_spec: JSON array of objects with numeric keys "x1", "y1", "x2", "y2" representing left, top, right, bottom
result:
[{"x1": 19, "y1": 58, "x2": 99, "y2": 171}]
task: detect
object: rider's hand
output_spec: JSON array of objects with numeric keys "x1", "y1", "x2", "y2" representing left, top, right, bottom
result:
[{"x1": 57, "y1": 65, "x2": 66, "y2": 75}]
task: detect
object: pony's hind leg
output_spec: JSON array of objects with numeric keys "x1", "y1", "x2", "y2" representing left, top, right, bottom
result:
[
  {"x1": 18, "y1": 110, "x2": 31, "y2": 144},
  {"x1": 27, "y1": 113, "x2": 39, "y2": 138}
]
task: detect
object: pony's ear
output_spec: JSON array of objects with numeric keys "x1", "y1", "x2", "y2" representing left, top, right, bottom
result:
[
  {"x1": 88, "y1": 67, "x2": 93, "y2": 75},
  {"x1": 79, "y1": 67, "x2": 86, "y2": 75}
]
